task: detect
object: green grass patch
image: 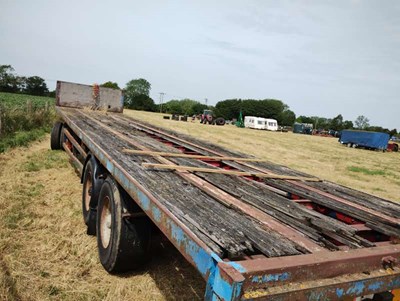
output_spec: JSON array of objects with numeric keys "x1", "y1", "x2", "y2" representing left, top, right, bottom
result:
[
  {"x1": 347, "y1": 166, "x2": 386, "y2": 176},
  {"x1": 0, "y1": 92, "x2": 56, "y2": 152},
  {"x1": 22, "y1": 150, "x2": 67, "y2": 172},
  {"x1": 0, "y1": 92, "x2": 53, "y2": 108},
  {"x1": 0, "y1": 127, "x2": 50, "y2": 153}
]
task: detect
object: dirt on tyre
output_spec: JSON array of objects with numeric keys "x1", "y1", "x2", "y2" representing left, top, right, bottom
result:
[
  {"x1": 82, "y1": 156, "x2": 104, "y2": 235},
  {"x1": 97, "y1": 177, "x2": 151, "y2": 273},
  {"x1": 50, "y1": 122, "x2": 63, "y2": 150}
]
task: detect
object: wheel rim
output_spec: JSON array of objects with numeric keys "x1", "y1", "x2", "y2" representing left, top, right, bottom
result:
[
  {"x1": 100, "y1": 196, "x2": 112, "y2": 248},
  {"x1": 84, "y1": 171, "x2": 93, "y2": 211}
]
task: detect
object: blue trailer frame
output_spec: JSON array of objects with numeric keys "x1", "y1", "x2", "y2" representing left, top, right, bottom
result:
[{"x1": 55, "y1": 106, "x2": 400, "y2": 301}]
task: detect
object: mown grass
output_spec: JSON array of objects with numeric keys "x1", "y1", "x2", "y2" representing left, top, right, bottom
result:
[
  {"x1": 347, "y1": 166, "x2": 387, "y2": 176},
  {"x1": 0, "y1": 92, "x2": 56, "y2": 153}
]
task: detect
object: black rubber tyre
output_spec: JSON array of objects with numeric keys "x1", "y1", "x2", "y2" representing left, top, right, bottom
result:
[
  {"x1": 393, "y1": 144, "x2": 399, "y2": 152},
  {"x1": 50, "y1": 122, "x2": 63, "y2": 150},
  {"x1": 82, "y1": 156, "x2": 104, "y2": 235},
  {"x1": 97, "y1": 177, "x2": 151, "y2": 273},
  {"x1": 215, "y1": 117, "x2": 225, "y2": 126}
]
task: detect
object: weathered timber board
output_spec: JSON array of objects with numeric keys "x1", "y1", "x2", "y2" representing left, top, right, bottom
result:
[
  {"x1": 64, "y1": 109, "x2": 305, "y2": 258},
  {"x1": 118, "y1": 114, "x2": 400, "y2": 217},
  {"x1": 113, "y1": 114, "x2": 400, "y2": 227},
  {"x1": 83, "y1": 111, "x2": 392, "y2": 249}
]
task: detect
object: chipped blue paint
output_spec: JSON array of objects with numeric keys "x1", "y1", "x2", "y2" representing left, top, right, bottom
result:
[
  {"x1": 336, "y1": 288, "x2": 344, "y2": 298},
  {"x1": 168, "y1": 219, "x2": 213, "y2": 277},
  {"x1": 252, "y1": 272, "x2": 290, "y2": 284},
  {"x1": 368, "y1": 281, "x2": 383, "y2": 291},
  {"x1": 152, "y1": 206, "x2": 162, "y2": 222},
  {"x1": 211, "y1": 264, "x2": 244, "y2": 301},
  {"x1": 106, "y1": 159, "x2": 114, "y2": 173},
  {"x1": 346, "y1": 281, "x2": 365, "y2": 296}
]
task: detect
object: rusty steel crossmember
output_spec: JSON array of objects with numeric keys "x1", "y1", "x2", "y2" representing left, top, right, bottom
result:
[{"x1": 236, "y1": 245, "x2": 400, "y2": 290}]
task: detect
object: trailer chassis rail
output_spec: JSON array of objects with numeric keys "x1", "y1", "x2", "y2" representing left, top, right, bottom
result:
[{"x1": 57, "y1": 107, "x2": 400, "y2": 300}]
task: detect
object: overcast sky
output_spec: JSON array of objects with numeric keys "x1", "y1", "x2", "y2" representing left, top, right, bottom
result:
[{"x1": 1, "y1": 0, "x2": 399, "y2": 129}]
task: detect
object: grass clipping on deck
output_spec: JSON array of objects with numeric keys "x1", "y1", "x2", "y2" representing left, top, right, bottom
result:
[{"x1": 0, "y1": 137, "x2": 204, "y2": 301}]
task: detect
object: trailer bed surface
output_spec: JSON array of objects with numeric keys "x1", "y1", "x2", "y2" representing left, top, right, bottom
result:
[{"x1": 57, "y1": 106, "x2": 400, "y2": 300}]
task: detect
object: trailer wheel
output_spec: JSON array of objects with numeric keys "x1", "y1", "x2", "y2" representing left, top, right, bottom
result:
[
  {"x1": 82, "y1": 156, "x2": 104, "y2": 235},
  {"x1": 393, "y1": 144, "x2": 399, "y2": 152},
  {"x1": 352, "y1": 144, "x2": 358, "y2": 148},
  {"x1": 50, "y1": 122, "x2": 63, "y2": 150},
  {"x1": 97, "y1": 177, "x2": 151, "y2": 273},
  {"x1": 347, "y1": 143, "x2": 352, "y2": 148}
]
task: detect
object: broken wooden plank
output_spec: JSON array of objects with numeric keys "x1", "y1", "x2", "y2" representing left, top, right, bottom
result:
[
  {"x1": 142, "y1": 163, "x2": 322, "y2": 182},
  {"x1": 122, "y1": 149, "x2": 266, "y2": 162}
]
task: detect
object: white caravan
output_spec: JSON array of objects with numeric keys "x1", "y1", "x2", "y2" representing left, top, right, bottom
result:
[
  {"x1": 244, "y1": 116, "x2": 279, "y2": 131},
  {"x1": 265, "y1": 118, "x2": 278, "y2": 131},
  {"x1": 244, "y1": 116, "x2": 266, "y2": 130}
]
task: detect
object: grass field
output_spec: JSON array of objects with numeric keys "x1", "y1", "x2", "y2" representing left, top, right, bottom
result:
[
  {"x1": 0, "y1": 109, "x2": 399, "y2": 301},
  {"x1": 0, "y1": 92, "x2": 55, "y2": 152}
]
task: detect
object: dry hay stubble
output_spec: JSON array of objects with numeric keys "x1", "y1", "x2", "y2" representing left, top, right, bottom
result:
[{"x1": 0, "y1": 136, "x2": 204, "y2": 301}]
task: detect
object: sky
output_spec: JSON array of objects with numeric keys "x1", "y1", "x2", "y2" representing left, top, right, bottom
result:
[{"x1": 1, "y1": 0, "x2": 399, "y2": 129}]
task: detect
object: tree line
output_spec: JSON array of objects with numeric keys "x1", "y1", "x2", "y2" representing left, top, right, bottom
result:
[
  {"x1": 1, "y1": 65, "x2": 397, "y2": 135},
  {"x1": 296, "y1": 114, "x2": 398, "y2": 136},
  {"x1": 0, "y1": 65, "x2": 53, "y2": 96}
]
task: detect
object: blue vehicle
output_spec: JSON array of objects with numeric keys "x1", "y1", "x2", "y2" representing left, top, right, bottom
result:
[{"x1": 339, "y1": 130, "x2": 390, "y2": 151}]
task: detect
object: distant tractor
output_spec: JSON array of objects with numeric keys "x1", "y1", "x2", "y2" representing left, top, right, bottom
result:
[{"x1": 200, "y1": 109, "x2": 225, "y2": 126}]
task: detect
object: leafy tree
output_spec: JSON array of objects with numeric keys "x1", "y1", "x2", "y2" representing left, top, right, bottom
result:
[
  {"x1": 330, "y1": 114, "x2": 343, "y2": 131},
  {"x1": 296, "y1": 115, "x2": 314, "y2": 124},
  {"x1": 23, "y1": 76, "x2": 49, "y2": 96},
  {"x1": 342, "y1": 120, "x2": 353, "y2": 129},
  {"x1": 0, "y1": 65, "x2": 20, "y2": 93},
  {"x1": 101, "y1": 81, "x2": 120, "y2": 89},
  {"x1": 125, "y1": 78, "x2": 151, "y2": 97},
  {"x1": 215, "y1": 99, "x2": 242, "y2": 120},
  {"x1": 126, "y1": 94, "x2": 156, "y2": 111},
  {"x1": 279, "y1": 109, "x2": 296, "y2": 126},
  {"x1": 162, "y1": 99, "x2": 208, "y2": 115},
  {"x1": 354, "y1": 115, "x2": 370, "y2": 130},
  {"x1": 163, "y1": 100, "x2": 183, "y2": 115}
]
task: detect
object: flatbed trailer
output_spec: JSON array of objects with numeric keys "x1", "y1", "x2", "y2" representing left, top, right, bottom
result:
[{"x1": 52, "y1": 81, "x2": 400, "y2": 300}]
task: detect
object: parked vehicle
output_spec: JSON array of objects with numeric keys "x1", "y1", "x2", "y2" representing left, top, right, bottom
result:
[
  {"x1": 244, "y1": 116, "x2": 266, "y2": 130},
  {"x1": 52, "y1": 81, "x2": 400, "y2": 300},
  {"x1": 293, "y1": 122, "x2": 313, "y2": 134},
  {"x1": 244, "y1": 116, "x2": 278, "y2": 131},
  {"x1": 200, "y1": 109, "x2": 225, "y2": 125},
  {"x1": 339, "y1": 130, "x2": 398, "y2": 152}
]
